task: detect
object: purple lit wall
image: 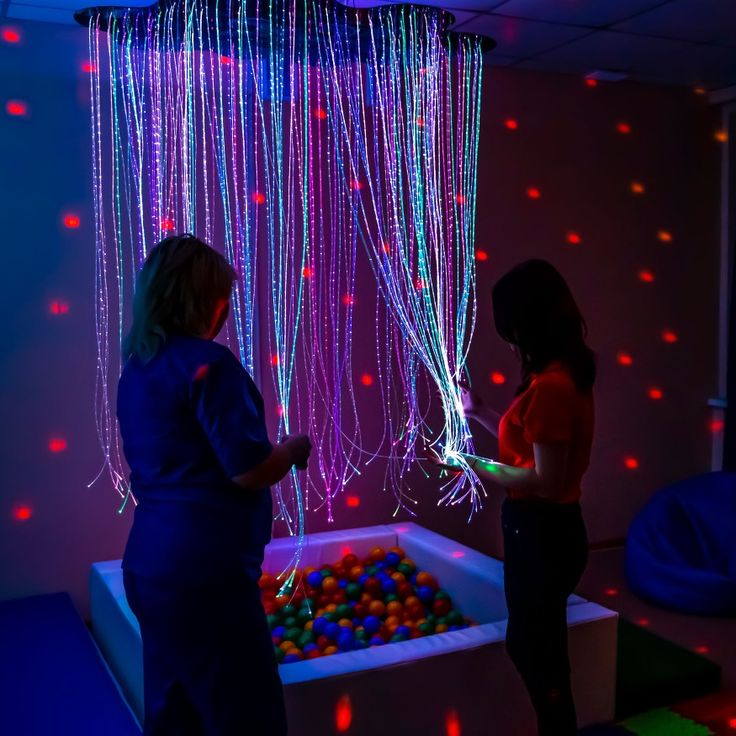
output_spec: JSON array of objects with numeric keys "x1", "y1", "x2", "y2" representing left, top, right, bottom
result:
[{"x1": 0, "y1": 19, "x2": 722, "y2": 616}]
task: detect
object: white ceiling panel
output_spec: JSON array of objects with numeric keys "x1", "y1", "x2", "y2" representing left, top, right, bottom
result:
[
  {"x1": 452, "y1": 14, "x2": 590, "y2": 57},
  {"x1": 490, "y1": 0, "x2": 669, "y2": 27},
  {"x1": 612, "y1": 0, "x2": 736, "y2": 45}
]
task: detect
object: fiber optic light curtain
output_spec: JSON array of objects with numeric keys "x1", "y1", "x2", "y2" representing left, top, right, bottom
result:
[{"x1": 75, "y1": 0, "x2": 492, "y2": 555}]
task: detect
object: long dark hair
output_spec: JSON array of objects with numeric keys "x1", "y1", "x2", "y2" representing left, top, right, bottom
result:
[
  {"x1": 492, "y1": 259, "x2": 595, "y2": 395},
  {"x1": 122, "y1": 234, "x2": 237, "y2": 363}
]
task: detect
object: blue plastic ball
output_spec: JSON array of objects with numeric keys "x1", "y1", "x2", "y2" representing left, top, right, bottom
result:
[
  {"x1": 363, "y1": 615, "x2": 381, "y2": 635},
  {"x1": 303, "y1": 643, "x2": 319, "y2": 653},
  {"x1": 385, "y1": 552, "x2": 401, "y2": 567},
  {"x1": 325, "y1": 622, "x2": 341, "y2": 641},
  {"x1": 410, "y1": 573, "x2": 418, "y2": 585},
  {"x1": 375, "y1": 561, "x2": 386, "y2": 570},
  {"x1": 395, "y1": 625, "x2": 411, "y2": 638},
  {"x1": 381, "y1": 578, "x2": 397, "y2": 595},
  {"x1": 311, "y1": 617, "x2": 328, "y2": 637},
  {"x1": 369, "y1": 635, "x2": 385, "y2": 646},
  {"x1": 358, "y1": 574, "x2": 369, "y2": 585},
  {"x1": 448, "y1": 625, "x2": 462, "y2": 632},
  {"x1": 338, "y1": 579, "x2": 348, "y2": 589},
  {"x1": 283, "y1": 654, "x2": 302, "y2": 664},
  {"x1": 307, "y1": 571, "x2": 324, "y2": 589},
  {"x1": 272, "y1": 625, "x2": 286, "y2": 640},
  {"x1": 337, "y1": 631, "x2": 355, "y2": 651},
  {"x1": 417, "y1": 585, "x2": 435, "y2": 604},
  {"x1": 352, "y1": 617, "x2": 362, "y2": 627}
]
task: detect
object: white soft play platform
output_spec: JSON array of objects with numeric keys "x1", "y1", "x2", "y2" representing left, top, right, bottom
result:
[{"x1": 90, "y1": 522, "x2": 617, "y2": 735}]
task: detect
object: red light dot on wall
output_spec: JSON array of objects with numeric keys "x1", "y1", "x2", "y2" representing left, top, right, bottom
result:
[
  {"x1": 302, "y1": 266, "x2": 313, "y2": 278},
  {"x1": 490, "y1": 372, "x2": 506, "y2": 385},
  {"x1": 616, "y1": 122, "x2": 631, "y2": 135},
  {"x1": 271, "y1": 355, "x2": 280, "y2": 366},
  {"x1": 12, "y1": 504, "x2": 33, "y2": 522},
  {"x1": 49, "y1": 437, "x2": 68, "y2": 453},
  {"x1": 526, "y1": 186, "x2": 541, "y2": 200},
  {"x1": 252, "y1": 192, "x2": 266, "y2": 204},
  {"x1": 382, "y1": 242, "x2": 390, "y2": 254},
  {"x1": 585, "y1": 77, "x2": 598, "y2": 88},
  {"x1": 648, "y1": 387, "x2": 663, "y2": 400},
  {"x1": 604, "y1": 587, "x2": 619, "y2": 597},
  {"x1": 662, "y1": 329, "x2": 678, "y2": 344},
  {"x1": 276, "y1": 405, "x2": 284, "y2": 416},
  {"x1": 6, "y1": 100, "x2": 28, "y2": 116},
  {"x1": 314, "y1": 107, "x2": 327, "y2": 120},
  {"x1": 630, "y1": 181, "x2": 645, "y2": 194},
  {"x1": 220, "y1": 55, "x2": 232, "y2": 65},
  {"x1": 2, "y1": 27, "x2": 21, "y2": 43},
  {"x1": 417, "y1": 116, "x2": 425, "y2": 128},
  {"x1": 346, "y1": 495, "x2": 360, "y2": 508},
  {"x1": 695, "y1": 645, "x2": 710, "y2": 654},
  {"x1": 617, "y1": 351, "x2": 633, "y2": 366},
  {"x1": 335, "y1": 695, "x2": 352, "y2": 732},
  {"x1": 638, "y1": 269, "x2": 655, "y2": 283},
  {"x1": 715, "y1": 130, "x2": 728, "y2": 143},
  {"x1": 694, "y1": 86, "x2": 706, "y2": 95},
  {"x1": 342, "y1": 294, "x2": 355, "y2": 307},
  {"x1": 82, "y1": 61, "x2": 97, "y2": 73},
  {"x1": 360, "y1": 373, "x2": 374, "y2": 387},
  {"x1": 351, "y1": 179, "x2": 363, "y2": 191},
  {"x1": 624, "y1": 456, "x2": 639, "y2": 470},
  {"x1": 445, "y1": 708, "x2": 461, "y2": 736},
  {"x1": 451, "y1": 550, "x2": 465, "y2": 558},
  {"x1": 49, "y1": 300, "x2": 70, "y2": 316},
  {"x1": 710, "y1": 419, "x2": 724, "y2": 434},
  {"x1": 455, "y1": 194, "x2": 466, "y2": 204},
  {"x1": 161, "y1": 219, "x2": 175, "y2": 231},
  {"x1": 64, "y1": 214, "x2": 80, "y2": 229},
  {"x1": 636, "y1": 618, "x2": 650, "y2": 627},
  {"x1": 565, "y1": 231, "x2": 581, "y2": 245},
  {"x1": 728, "y1": 716, "x2": 736, "y2": 730},
  {"x1": 504, "y1": 118, "x2": 518, "y2": 130},
  {"x1": 657, "y1": 229, "x2": 673, "y2": 243},
  {"x1": 475, "y1": 249, "x2": 488, "y2": 262}
]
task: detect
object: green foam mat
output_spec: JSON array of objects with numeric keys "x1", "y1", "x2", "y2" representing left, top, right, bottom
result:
[{"x1": 620, "y1": 708, "x2": 714, "y2": 735}]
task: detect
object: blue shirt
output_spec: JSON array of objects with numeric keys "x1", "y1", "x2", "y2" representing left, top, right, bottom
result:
[{"x1": 117, "y1": 336, "x2": 273, "y2": 582}]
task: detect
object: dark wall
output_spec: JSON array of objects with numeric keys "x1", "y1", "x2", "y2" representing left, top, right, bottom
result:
[{"x1": 0, "y1": 20, "x2": 721, "y2": 616}]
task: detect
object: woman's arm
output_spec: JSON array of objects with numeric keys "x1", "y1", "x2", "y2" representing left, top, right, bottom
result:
[
  {"x1": 463, "y1": 442, "x2": 568, "y2": 500},
  {"x1": 232, "y1": 435, "x2": 311, "y2": 491}
]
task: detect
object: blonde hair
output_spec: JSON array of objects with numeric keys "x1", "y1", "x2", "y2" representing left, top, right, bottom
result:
[{"x1": 123, "y1": 234, "x2": 237, "y2": 363}]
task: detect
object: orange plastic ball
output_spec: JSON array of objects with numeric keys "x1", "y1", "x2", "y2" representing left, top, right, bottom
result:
[
  {"x1": 368, "y1": 600, "x2": 386, "y2": 618},
  {"x1": 280, "y1": 641, "x2": 295, "y2": 652},
  {"x1": 349, "y1": 566, "x2": 365, "y2": 582},
  {"x1": 397, "y1": 582, "x2": 414, "y2": 600},
  {"x1": 304, "y1": 620, "x2": 314, "y2": 631},
  {"x1": 388, "y1": 546, "x2": 405, "y2": 558},
  {"x1": 322, "y1": 576, "x2": 339, "y2": 594},
  {"x1": 368, "y1": 546, "x2": 386, "y2": 563},
  {"x1": 324, "y1": 646, "x2": 339, "y2": 656},
  {"x1": 338, "y1": 618, "x2": 353, "y2": 629},
  {"x1": 385, "y1": 615, "x2": 401, "y2": 629},
  {"x1": 435, "y1": 623, "x2": 449, "y2": 634},
  {"x1": 390, "y1": 572, "x2": 406, "y2": 584},
  {"x1": 360, "y1": 592, "x2": 373, "y2": 605},
  {"x1": 284, "y1": 648, "x2": 303, "y2": 659},
  {"x1": 404, "y1": 595, "x2": 420, "y2": 609},
  {"x1": 415, "y1": 572, "x2": 438, "y2": 590},
  {"x1": 386, "y1": 601, "x2": 404, "y2": 617},
  {"x1": 400, "y1": 558, "x2": 417, "y2": 572}
]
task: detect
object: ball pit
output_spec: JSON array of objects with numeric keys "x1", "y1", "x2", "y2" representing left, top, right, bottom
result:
[
  {"x1": 89, "y1": 522, "x2": 617, "y2": 735},
  {"x1": 263, "y1": 547, "x2": 474, "y2": 664}
]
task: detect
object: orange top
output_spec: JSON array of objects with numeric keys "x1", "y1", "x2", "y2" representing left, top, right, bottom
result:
[{"x1": 498, "y1": 363, "x2": 594, "y2": 504}]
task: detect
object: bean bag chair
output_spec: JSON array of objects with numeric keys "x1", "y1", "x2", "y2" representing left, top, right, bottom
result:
[{"x1": 625, "y1": 472, "x2": 736, "y2": 616}]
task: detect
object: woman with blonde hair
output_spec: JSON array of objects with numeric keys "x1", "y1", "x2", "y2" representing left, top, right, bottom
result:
[{"x1": 118, "y1": 234, "x2": 310, "y2": 735}]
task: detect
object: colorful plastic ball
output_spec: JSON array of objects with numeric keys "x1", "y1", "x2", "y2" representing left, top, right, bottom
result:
[
  {"x1": 375, "y1": 561, "x2": 386, "y2": 571},
  {"x1": 267, "y1": 614, "x2": 280, "y2": 629},
  {"x1": 365, "y1": 565, "x2": 378, "y2": 576},
  {"x1": 368, "y1": 600, "x2": 386, "y2": 618},
  {"x1": 320, "y1": 567, "x2": 334, "y2": 578},
  {"x1": 307, "y1": 572, "x2": 323, "y2": 588},
  {"x1": 337, "y1": 631, "x2": 355, "y2": 652},
  {"x1": 369, "y1": 546, "x2": 386, "y2": 562},
  {"x1": 358, "y1": 574, "x2": 369, "y2": 586},
  {"x1": 381, "y1": 578, "x2": 397, "y2": 595},
  {"x1": 349, "y1": 566, "x2": 365, "y2": 582},
  {"x1": 342, "y1": 553, "x2": 360, "y2": 569},
  {"x1": 433, "y1": 598, "x2": 452, "y2": 617},
  {"x1": 364, "y1": 577, "x2": 382, "y2": 597},
  {"x1": 303, "y1": 642, "x2": 319, "y2": 654},
  {"x1": 346, "y1": 582, "x2": 362, "y2": 601},
  {"x1": 397, "y1": 582, "x2": 414, "y2": 600},
  {"x1": 338, "y1": 618, "x2": 353, "y2": 629},
  {"x1": 388, "y1": 546, "x2": 405, "y2": 558},
  {"x1": 448, "y1": 625, "x2": 462, "y2": 632},
  {"x1": 281, "y1": 604, "x2": 297, "y2": 618},
  {"x1": 279, "y1": 641, "x2": 295, "y2": 652},
  {"x1": 325, "y1": 622, "x2": 341, "y2": 641},
  {"x1": 298, "y1": 633, "x2": 314, "y2": 649},
  {"x1": 435, "y1": 623, "x2": 449, "y2": 633},
  {"x1": 418, "y1": 621, "x2": 435, "y2": 636},
  {"x1": 316, "y1": 634, "x2": 330, "y2": 649},
  {"x1": 363, "y1": 615, "x2": 381, "y2": 634},
  {"x1": 446, "y1": 610, "x2": 464, "y2": 626},
  {"x1": 297, "y1": 608, "x2": 313, "y2": 626},
  {"x1": 322, "y1": 577, "x2": 339, "y2": 594},
  {"x1": 369, "y1": 635, "x2": 385, "y2": 646},
  {"x1": 385, "y1": 551, "x2": 401, "y2": 567},
  {"x1": 283, "y1": 653, "x2": 302, "y2": 664},
  {"x1": 338, "y1": 579, "x2": 348, "y2": 589},
  {"x1": 395, "y1": 625, "x2": 411, "y2": 638},
  {"x1": 417, "y1": 586, "x2": 435, "y2": 604},
  {"x1": 283, "y1": 617, "x2": 297, "y2": 629},
  {"x1": 324, "y1": 646, "x2": 339, "y2": 655},
  {"x1": 272, "y1": 625, "x2": 286, "y2": 640},
  {"x1": 386, "y1": 600, "x2": 403, "y2": 617},
  {"x1": 274, "y1": 646, "x2": 285, "y2": 663},
  {"x1": 286, "y1": 628, "x2": 302, "y2": 643},
  {"x1": 390, "y1": 633, "x2": 408, "y2": 643},
  {"x1": 306, "y1": 648, "x2": 322, "y2": 660}
]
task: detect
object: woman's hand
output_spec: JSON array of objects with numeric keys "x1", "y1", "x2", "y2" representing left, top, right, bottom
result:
[
  {"x1": 458, "y1": 380, "x2": 483, "y2": 419},
  {"x1": 281, "y1": 434, "x2": 312, "y2": 470},
  {"x1": 423, "y1": 446, "x2": 462, "y2": 473}
]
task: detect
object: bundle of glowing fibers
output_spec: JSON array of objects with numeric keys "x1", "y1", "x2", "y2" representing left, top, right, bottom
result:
[{"x1": 77, "y1": 0, "x2": 491, "y2": 563}]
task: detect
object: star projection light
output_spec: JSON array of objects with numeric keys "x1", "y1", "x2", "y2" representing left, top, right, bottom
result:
[{"x1": 75, "y1": 0, "x2": 492, "y2": 570}]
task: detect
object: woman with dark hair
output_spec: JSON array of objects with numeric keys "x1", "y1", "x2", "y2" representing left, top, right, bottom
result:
[
  {"x1": 428, "y1": 259, "x2": 594, "y2": 736},
  {"x1": 117, "y1": 234, "x2": 311, "y2": 735}
]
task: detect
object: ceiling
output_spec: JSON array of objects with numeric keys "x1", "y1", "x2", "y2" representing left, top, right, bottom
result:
[{"x1": 2, "y1": 0, "x2": 736, "y2": 91}]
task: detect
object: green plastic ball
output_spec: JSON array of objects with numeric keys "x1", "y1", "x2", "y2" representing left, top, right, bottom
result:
[
  {"x1": 336, "y1": 604, "x2": 353, "y2": 620},
  {"x1": 418, "y1": 621, "x2": 435, "y2": 635},
  {"x1": 320, "y1": 567, "x2": 333, "y2": 578},
  {"x1": 280, "y1": 604, "x2": 297, "y2": 618},
  {"x1": 446, "y1": 610, "x2": 463, "y2": 626},
  {"x1": 274, "y1": 647, "x2": 285, "y2": 663},
  {"x1": 346, "y1": 582, "x2": 362, "y2": 601},
  {"x1": 286, "y1": 627, "x2": 302, "y2": 643},
  {"x1": 297, "y1": 608, "x2": 314, "y2": 626},
  {"x1": 283, "y1": 616, "x2": 297, "y2": 629},
  {"x1": 267, "y1": 614, "x2": 280, "y2": 630}
]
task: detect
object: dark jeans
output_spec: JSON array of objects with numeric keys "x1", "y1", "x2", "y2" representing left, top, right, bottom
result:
[
  {"x1": 502, "y1": 498, "x2": 589, "y2": 736},
  {"x1": 123, "y1": 569, "x2": 287, "y2": 736}
]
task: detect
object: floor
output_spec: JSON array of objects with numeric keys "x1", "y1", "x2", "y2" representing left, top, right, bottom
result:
[{"x1": 578, "y1": 547, "x2": 736, "y2": 735}]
